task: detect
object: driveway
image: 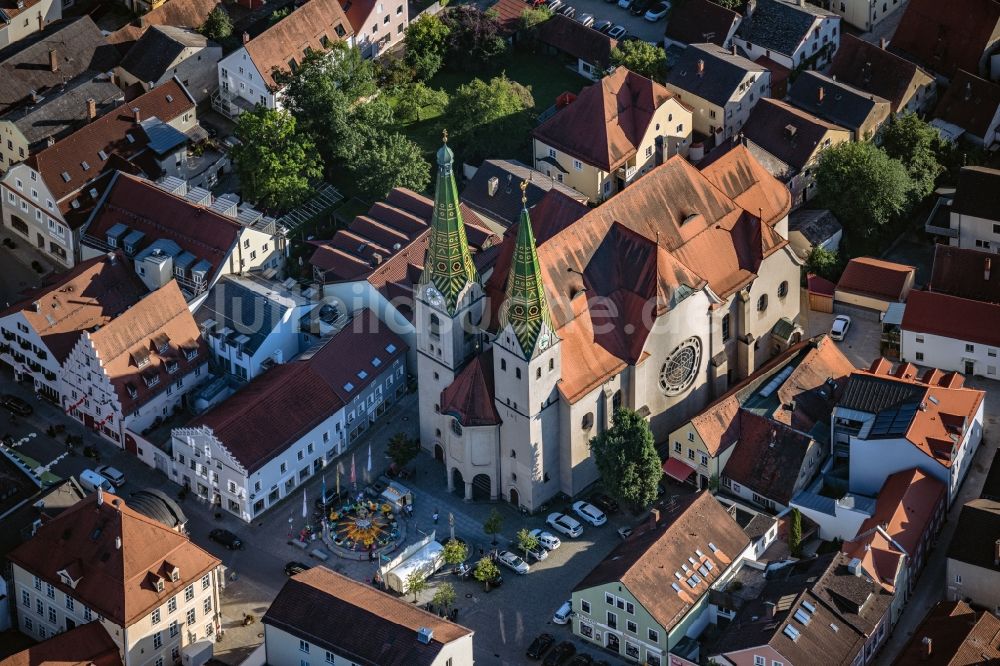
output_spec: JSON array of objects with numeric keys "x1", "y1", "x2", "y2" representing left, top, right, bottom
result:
[
  {"x1": 553, "y1": 0, "x2": 667, "y2": 43},
  {"x1": 800, "y1": 289, "x2": 882, "y2": 369}
]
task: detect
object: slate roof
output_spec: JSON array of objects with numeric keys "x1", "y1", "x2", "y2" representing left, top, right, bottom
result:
[
  {"x1": 7, "y1": 492, "x2": 220, "y2": 627},
  {"x1": 3, "y1": 77, "x2": 123, "y2": 151},
  {"x1": 574, "y1": 492, "x2": 749, "y2": 631},
  {"x1": 537, "y1": 14, "x2": 616, "y2": 68},
  {"x1": 665, "y1": 43, "x2": 766, "y2": 108},
  {"x1": 736, "y1": 0, "x2": 833, "y2": 57},
  {"x1": 264, "y1": 567, "x2": 472, "y2": 666},
  {"x1": 789, "y1": 209, "x2": 841, "y2": 246},
  {"x1": 0, "y1": 622, "x2": 122, "y2": 666},
  {"x1": 126, "y1": 488, "x2": 187, "y2": 531},
  {"x1": 459, "y1": 159, "x2": 586, "y2": 228},
  {"x1": 889, "y1": 0, "x2": 1000, "y2": 79},
  {"x1": 902, "y1": 290, "x2": 1000, "y2": 348},
  {"x1": 836, "y1": 256, "x2": 914, "y2": 301},
  {"x1": 787, "y1": 70, "x2": 891, "y2": 136},
  {"x1": 828, "y1": 34, "x2": 934, "y2": 113},
  {"x1": 0, "y1": 17, "x2": 120, "y2": 117},
  {"x1": 740, "y1": 98, "x2": 849, "y2": 171},
  {"x1": 533, "y1": 67, "x2": 673, "y2": 173},
  {"x1": 933, "y1": 70, "x2": 1000, "y2": 139},
  {"x1": 893, "y1": 600, "x2": 1000, "y2": 665},
  {"x1": 195, "y1": 275, "x2": 298, "y2": 358},
  {"x1": 930, "y1": 245, "x2": 1000, "y2": 304},
  {"x1": 947, "y1": 498, "x2": 1000, "y2": 572},
  {"x1": 119, "y1": 26, "x2": 209, "y2": 84},
  {"x1": 664, "y1": 0, "x2": 740, "y2": 47},
  {"x1": 722, "y1": 412, "x2": 815, "y2": 504},
  {"x1": 952, "y1": 166, "x2": 1000, "y2": 221},
  {"x1": 440, "y1": 349, "x2": 501, "y2": 427}
]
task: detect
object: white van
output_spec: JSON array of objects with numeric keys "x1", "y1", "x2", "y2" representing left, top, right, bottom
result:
[
  {"x1": 79, "y1": 469, "x2": 116, "y2": 494},
  {"x1": 552, "y1": 600, "x2": 573, "y2": 625}
]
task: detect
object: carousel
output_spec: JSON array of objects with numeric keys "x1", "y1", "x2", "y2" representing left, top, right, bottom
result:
[{"x1": 326, "y1": 498, "x2": 400, "y2": 554}]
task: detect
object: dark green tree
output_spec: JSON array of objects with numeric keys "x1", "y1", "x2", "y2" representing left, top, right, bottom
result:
[
  {"x1": 447, "y1": 75, "x2": 534, "y2": 163},
  {"x1": 789, "y1": 508, "x2": 803, "y2": 557},
  {"x1": 483, "y1": 508, "x2": 503, "y2": 545},
  {"x1": 405, "y1": 570, "x2": 428, "y2": 602},
  {"x1": 815, "y1": 141, "x2": 913, "y2": 237},
  {"x1": 516, "y1": 528, "x2": 539, "y2": 560},
  {"x1": 441, "y1": 6, "x2": 508, "y2": 72},
  {"x1": 395, "y1": 83, "x2": 449, "y2": 123},
  {"x1": 442, "y1": 538, "x2": 469, "y2": 572},
  {"x1": 879, "y1": 112, "x2": 945, "y2": 202},
  {"x1": 230, "y1": 108, "x2": 322, "y2": 211},
  {"x1": 387, "y1": 432, "x2": 419, "y2": 469},
  {"x1": 588, "y1": 409, "x2": 662, "y2": 509},
  {"x1": 518, "y1": 5, "x2": 552, "y2": 48},
  {"x1": 432, "y1": 582, "x2": 457, "y2": 611},
  {"x1": 354, "y1": 132, "x2": 431, "y2": 199},
  {"x1": 405, "y1": 14, "x2": 451, "y2": 80},
  {"x1": 805, "y1": 246, "x2": 841, "y2": 282},
  {"x1": 610, "y1": 40, "x2": 667, "y2": 82},
  {"x1": 473, "y1": 556, "x2": 500, "y2": 590},
  {"x1": 200, "y1": 6, "x2": 232, "y2": 41}
]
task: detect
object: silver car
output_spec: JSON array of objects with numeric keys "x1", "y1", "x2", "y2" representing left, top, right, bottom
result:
[
  {"x1": 529, "y1": 528, "x2": 562, "y2": 550},
  {"x1": 497, "y1": 550, "x2": 530, "y2": 574},
  {"x1": 546, "y1": 512, "x2": 584, "y2": 538}
]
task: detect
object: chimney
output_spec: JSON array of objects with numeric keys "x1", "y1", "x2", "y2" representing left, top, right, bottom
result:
[
  {"x1": 986, "y1": 257, "x2": 992, "y2": 281},
  {"x1": 921, "y1": 637, "x2": 933, "y2": 660},
  {"x1": 731, "y1": 42, "x2": 737, "y2": 56},
  {"x1": 880, "y1": 37, "x2": 888, "y2": 50},
  {"x1": 115, "y1": 536, "x2": 122, "y2": 550},
  {"x1": 48, "y1": 48, "x2": 58, "y2": 73},
  {"x1": 107, "y1": 252, "x2": 117, "y2": 265},
  {"x1": 764, "y1": 601, "x2": 776, "y2": 617},
  {"x1": 242, "y1": 31, "x2": 250, "y2": 44},
  {"x1": 86, "y1": 98, "x2": 97, "y2": 121},
  {"x1": 37, "y1": 13, "x2": 43, "y2": 30},
  {"x1": 818, "y1": 86, "x2": 825, "y2": 103},
  {"x1": 46, "y1": 136, "x2": 55, "y2": 147},
  {"x1": 97, "y1": 487, "x2": 104, "y2": 506},
  {"x1": 799, "y1": 0, "x2": 805, "y2": 5},
  {"x1": 649, "y1": 508, "x2": 661, "y2": 530},
  {"x1": 30, "y1": 90, "x2": 40, "y2": 104},
  {"x1": 132, "y1": 107, "x2": 141, "y2": 123},
  {"x1": 487, "y1": 175, "x2": 499, "y2": 197},
  {"x1": 994, "y1": 538, "x2": 1000, "y2": 566},
  {"x1": 964, "y1": 82, "x2": 973, "y2": 101},
  {"x1": 697, "y1": 59, "x2": 705, "y2": 76}
]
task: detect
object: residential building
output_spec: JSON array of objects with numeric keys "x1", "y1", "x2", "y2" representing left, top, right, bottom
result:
[
  {"x1": 60, "y1": 280, "x2": 208, "y2": 446},
  {"x1": 537, "y1": 14, "x2": 616, "y2": 82},
  {"x1": 107, "y1": 0, "x2": 221, "y2": 51},
  {"x1": 0, "y1": 478, "x2": 85, "y2": 565},
  {"x1": 81, "y1": 173, "x2": 284, "y2": 306},
  {"x1": 0, "y1": 75, "x2": 123, "y2": 171},
  {"x1": 928, "y1": 245, "x2": 1000, "y2": 302},
  {"x1": 824, "y1": 0, "x2": 904, "y2": 31},
  {"x1": 787, "y1": 208, "x2": 841, "y2": 259},
  {"x1": 833, "y1": 359, "x2": 986, "y2": 506},
  {"x1": 664, "y1": 0, "x2": 741, "y2": 50},
  {"x1": 664, "y1": 43, "x2": 769, "y2": 145},
  {"x1": 0, "y1": 252, "x2": 147, "y2": 401},
  {"x1": 925, "y1": 166, "x2": 1000, "y2": 251},
  {"x1": 709, "y1": 552, "x2": 894, "y2": 666},
  {"x1": 0, "y1": 80, "x2": 197, "y2": 268},
  {"x1": 571, "y1": 492, "x2": 751, "y2": 664},
  {"x1": 946, "y1": 498, "x2": 1000, "y2": 612},
  {"x1": 900, "y1": 290, "x2": 1000, "y2": 377},
  {"x1": 893, "y1": 600, "x2": 1000, "y2": 664},
  {"x1": 117, "y1": 26, "x2": 222, "y2": 104},
  {"x1": 734, "y1": 0, "x2": 840, "y2": 71},
  {"x1": 196, "y1": 274, "x2": 333, "y2": 382},
  {"x1": 0, "y1": 16, "x2": 119, "y2": 128},
  {"x1": 263, "y1": 566, "x2": 473, "y2": 666},
  {"x1": 737, "y1": 98, "x2": 852, "y2": 206},
  {"x1": 0, "y1": 0, "x2": 61, "y2": 49},
  {"x1": 834, "y1": 257, "x2": 916, "y2": 314},
  {"x1": 459, "y1": 158, "x2": 587, "y2": 231},
  {"x1": 213, "y1": 0, "x2": 352, "y2": 117},
  {"x1": 341, "y1": 0, "x2": 408, "y2": 60},
  {"x1": 828, "y1": 35, "x2": 936, "y2": 115},
  {"x1": 932, "y1": 70, "x2": 1000, "y2": 150},
  {"x1": 889, "y1": 0, "x2": 1000, "y2": 80},
  {"x1": 0, "y1": 621, "x2": 121, "y2": 666},
  {"x1": 532, "y1": 67, "x2": 692, "y2": 202},
  {"x1": 172, "y1": 309, "x2": 407, "y2": 521},
  {"x1": 665, "y1": 336, "x2": 853, "y2": 493},
  {"x1": 421, "y1": 136, "x2": 799, "y2": 509},
  {"x1": 787, "y1": 70, "x2": 891, "y2": 141},
  {"x1": 7, "y1": 491, "x2": 225, "y2": 666}
]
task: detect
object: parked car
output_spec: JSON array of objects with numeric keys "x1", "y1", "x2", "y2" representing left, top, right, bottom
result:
[
  {"x1": 315, "y1": 487, "x2": 348, "y2": 511},
  {"x1": 529, "y1": 528, "x2": 562, "y2": 550},
  {"x1": 552, "y1": 599, "x2": 573, "y2": 624},
  {"x1": 547, "y1": 0, "x2": 564, "y2": 10},
  {"x1": 616, "y1": 0, "x2": 632, "y2": 9},
  {"x1": 546, "y1": 512, "x2": 584, "y2": 538},
  {"x1": 497, "y1": 550, "x2": 530, "y2": 574},
  {"x1": 559, "y1": 5, "x2": 576, "y2": 17},
  {"x1": 527, "y1": 633, "x2": 555, "y2": 660},
  {"x1": 79, "y1": 469, "x2": 115, "y2": 494},
  {"x1": 543, "y1": 641, "x2": 577, "y2": 666},
  {"x1": 577, "y1": 12, "x2": 594, "y2": 26},
  {"x1": 617, "y1": 526, "x2": 633, "y2": 541},
  {"x1": 284, "y1": 561, "x2": 311, "y2": 576},
  {"x1": 644, "y1": 0, "x2": 668, "y2": 20},
  {"x1": 830, "y1": 314, "x2": 852, "y2": 341},
  {"x1": 520, "y1": 540, "x2": 549, "y2": 562},
  {"x1": 595, "y1": 19, "x2": 613, "y2": 31},
  {"x1": 589, "y1": 493, "x2": 620, "y2": 514},
  {"x1": 568, "y1": 655, "x2": 594, "y2": 666},
  {"x1": 0, "y1": 395, "x2": 32, "y2": 416},
  {"x1": 630, "y1": 0, "x2": 652, "y2": 15},
  {"x1": 95, "y1": 465, "x2": 126, "y2": 487},
  {"x1": 572, "y1": 501, "x2": 608, "y2": 527},
  {"x1": 208, "y1": 529, "x2": 244, "y2": 550},
  {"x1": 607, "y1": 24, "x2": 627, "y2": 38}
]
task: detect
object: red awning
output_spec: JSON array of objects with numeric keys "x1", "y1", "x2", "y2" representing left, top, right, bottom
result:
[{"x1": 662, "y1": 457, "x2": 695, "y2": 482}]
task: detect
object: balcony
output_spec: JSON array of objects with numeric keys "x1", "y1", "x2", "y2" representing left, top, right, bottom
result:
[
  {"x1": 925, "y1": 196, "x2": 959, "y2": 238},
  {"x1": 211, "y1": 90, "x2": 256, "y2": 121}
]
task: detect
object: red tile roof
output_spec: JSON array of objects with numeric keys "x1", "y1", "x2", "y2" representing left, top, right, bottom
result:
[
  {"x1": 890, "y1": 0, "x2": 1000, "y2": 78},
  {"x1": 244, "y1": 0, "x2": 353, "y2": 91},
  {"x1": 108, "y1": 0, "x2": 221, "y2": 47},
  {"x1": 893, "y1": 600, "x2": 1000, "y2": 665},
  {"x1": 807, "y1": 272, "x2": 836, "y2": 296},
  {"x1": 0, "y1": 253, "x2": 147, "y2": 364},
  {"x1": 440, "y1": 348, "x2": 501, "y2": 427},
  {"x1": 700, "y1": 143, "x2": 792, "y2": 228},
  {"x1": 902, "y1": 289, "x2": 1000, "y2": 348},
  {"x1": 836, "y1": 256, "x2": 915, "y2": 301},
  {"x1": 7, "y1": 492, "x2": 220, "y2": 627},
  {"x1": 533, "y1": 68, "x2": 671, "y2": 173},
  {"x1": 85, "y1": 280, "x2": 206, "y2": 415},
  {"x1": 491, "y1": 0, "x2": 530, "y2": 33},
  {"x1": 0, "y1": 622, "x2": 122, "y2": 666},
  {"x1": 829, "y1": 34, "x2": 935, "y2": 113},
  {"x1": 722, "y1": 412, "x2": 814, "y2": 504},
  {"x1": 934, "y1": 69, "x2": 1000, "y2": 139},
  {"x1": 929, "y1": 244, "x2": 1000, "y2": 303},
  {"x1": 29, "y1": 79, "x2": 194, "y2": 205}
]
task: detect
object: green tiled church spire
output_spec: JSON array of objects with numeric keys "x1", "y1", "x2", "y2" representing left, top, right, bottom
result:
[
  {"x1": 500, "y1": 181, "x2": 555, "y2": 359},
  {"x1": 420, "y1": 129, "x2": 479, "y2": 314}
]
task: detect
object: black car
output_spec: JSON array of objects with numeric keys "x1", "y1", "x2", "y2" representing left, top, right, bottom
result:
[
  {"x1": 568, "y1": 655, "x2": 594, "y2": 666},
  {"x1": 208, "y1": 529, "x2": 244, "y2": 550},
  {"x1": 0, "y1": 395, "x2": 33, "y2": 417},
  {"x1": 526, "y1": 633, "x2": 555, "y2": 660},
  {"x1": 559, "y1": 4, "x2": 576, "y2": 16},
  {"x1": 315, "y1": 488, "x2": 348, "y2": 511},
  {"x1": 284, "y1": 561, "x2": 311, "y2": 576},
  {"x1": 629, "y1": 0, "x2": 652, "y2": 15},
  {"x1": 543, "y1": 641, "x2": 576, "y2": 666},
  {"x1": 589, "y1": 493, "x2": 620, "y2": 514}
]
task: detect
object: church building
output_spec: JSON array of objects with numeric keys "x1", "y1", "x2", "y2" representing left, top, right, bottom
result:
[{"x1": 416, "y1": 136, "x2": 802, "y2": 510}]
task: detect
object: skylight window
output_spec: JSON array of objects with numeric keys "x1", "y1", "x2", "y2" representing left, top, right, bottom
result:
[
  {"x1": 126, "y1": 133, "x2": 135, "y2": 144},
  {"x1": 783, "y1": 625, "x2": 801, "y2": 641},
  {"x1": 343, "y1": 382, "x2": 354, "y2": 392},
  {"x1": 98, "y1": 150, "x2": 107, "y2": 160},
  {"x1": 385, "y1": 343, "x2": 396, "y2": 353},
  {"x1": 698, "y1": 565, "x2": 709, "y2": 577},
  {"x1": 80, "y1": 161, "x2": 89, "y2": 171},
  {"x1": 61, "y1": 171, "x2": 71, "y2": 182},
  {"x1": 802, "y1": 601, "x2": 816, "y2": 614},
  {"x1": 166, "y1": 94, "x2": 173, "y2": 103},
  {"x1": 794, "y1": 609, "x2": 812, "y2": 626},
  {"x1": 371, "y1": 357, "x2": 382, "y2": 367},
  {"x1": 671, "y1": 582, "x2": 682, "y2": 593},
  {"x1": 357, "y1": 370, "x2": 368, "y2": 379},
  {"x1": 708, "y1": 542, "x2": 718, "y2": 552}
]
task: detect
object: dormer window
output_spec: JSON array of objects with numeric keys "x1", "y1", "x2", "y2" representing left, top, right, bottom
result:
[
  {"x1": 165, "y1": 360, "x2": 179, "y2": 374},
  {"x1": 144, "y1": 373, "x2": 161, "y2": 388},
  {"x1": 169, "y1": 567, "x2": 180, "y2": 582},
  {"x1": 80, "y1": 161, "x2": 90, "y2": 171},
  {"x1": 60, "y1": 171, "x2": 71, "y2": 182},
  {"x1": 98, "y1": 150, "x2": 108, "y2": 160},
  {"x1": 126, "y1": 384, "x2": 138, "y2": 399},
  {"x1": 184, "y1": 347, "x2": 198, "y2": 361},
  {"x1": 155, "y1": 578, "x2": 164, "y2": 592}
]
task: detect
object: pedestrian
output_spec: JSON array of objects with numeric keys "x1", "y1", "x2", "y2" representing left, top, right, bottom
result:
[{"x1": 432, "y1": 509, "x2": 439, "y2": 524}]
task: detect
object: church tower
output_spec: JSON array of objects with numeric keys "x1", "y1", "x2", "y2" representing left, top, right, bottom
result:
[
  {"x1": 493, "y1": 183, "x2": 562, "y2": 510},
  {"x1": 416, "y1": 132, "x2": 485, "y2": 460}
]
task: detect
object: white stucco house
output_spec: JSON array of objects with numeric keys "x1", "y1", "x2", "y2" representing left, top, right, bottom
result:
[
  {"x1": 900, "y1": 290, "x2": 1000, "y2": 379},
  {"x1": 734, "y1": 0, "x2": 840, "y2": 71}
]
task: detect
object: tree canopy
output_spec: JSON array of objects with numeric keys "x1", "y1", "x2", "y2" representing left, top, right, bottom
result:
[
  {"x1": 879, "y1": 112, "x2": 945, "y2": 202},
  {"x1": 473, "y1": 556, "x2": 500, "y2": 589},
  {"x1": 447, "y1": 75, "x2": 534, "y2": 164},
  {"x1": 483, "y1": 508, "x2": 503, "y2": 545},
  {"x1": 230, "y1": 107, "x2": 322, "y2": 211},
  {"x1": 441, "y1": 6, "x2": 508, "y2": 72},
  {"x1": 200, "y1": 6, "x2": 232, "y2": 41},
  {"x1": 588, "y1": 408, "x2": 662, "y2": 509},
  {"x1": 387, "y1": 432, "x2": 419, "y2": 469},
  {"x1": 610, "y1": 40, "x2": 667, "y2": 82},
  {"x1": 405, "y1": 14, "x2": 451, "y2": 80},
  {"x1": 805, "y1": 246, "x2": 841, "y2": 282},
  {"x1": 354, "y1": 132, "x2": 431, "y2": 199}
]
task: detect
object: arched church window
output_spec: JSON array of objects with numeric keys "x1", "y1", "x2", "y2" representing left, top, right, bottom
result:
[
  {"x1": 429, "y1": 314, "x2": 440, "y2": 339},
  {"x1": 582, "y1": 412, "x2": 594, "y2": 430}
]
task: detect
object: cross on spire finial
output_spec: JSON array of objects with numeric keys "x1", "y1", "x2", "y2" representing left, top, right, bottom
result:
[
  {"x1": 520, "y1": 179, "x2": 528, "y2": 207},
  {"x1": 442, "y1": 128, "x2": 448, "y2": 144}
]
